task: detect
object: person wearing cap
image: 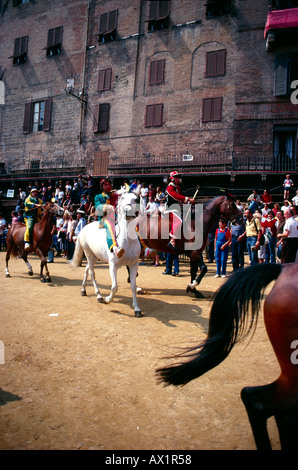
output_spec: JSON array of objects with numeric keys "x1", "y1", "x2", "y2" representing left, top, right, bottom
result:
[
  {"x1": 23, "y1": 187, "x2": 43, "y2": 250},
  {"x1": 165, "y1": 171, "x2": 195, "y2": 250},
  {"x1": 94, "y1": 177, "x2": 125, "y2": 259},
  {"x1": 73, "y1": 209, "x2": 87, "y2": 243}
]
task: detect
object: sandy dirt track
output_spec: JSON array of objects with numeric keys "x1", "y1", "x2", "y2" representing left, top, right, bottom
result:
[{"x1": 0, "y1": 251, "x2": 281, "y2": 450}]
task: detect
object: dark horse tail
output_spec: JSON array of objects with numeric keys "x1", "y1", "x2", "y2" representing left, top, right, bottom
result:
[{"x1": 156, "y1": 263, "x2": 283, "y2": 386}]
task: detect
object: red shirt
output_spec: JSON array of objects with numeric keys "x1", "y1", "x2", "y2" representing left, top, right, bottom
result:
[
  {"x1": 166, "y1": 183, "x2": 188, "y2": 205},
  {"x1": 263, "y1": 218, "x2": 277, "y2": 237}
]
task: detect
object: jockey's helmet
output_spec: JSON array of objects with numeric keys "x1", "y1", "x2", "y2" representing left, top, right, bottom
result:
[{"x1": 170, "y1": 171, "x2": 181, "y2": 181}]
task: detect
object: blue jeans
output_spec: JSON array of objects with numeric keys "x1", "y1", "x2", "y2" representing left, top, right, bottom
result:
[
  {"x1": 215, "y1": 243, "x2": 229, "y2": 275},
  {"x1": 265, "y1": 236, "x2": 277, "y2": 263},
  {"x1": 246, "y1": 236, "x2": 258, "y2": 264},
  {"x1": 165, "y1": 253, "x2": 179, "y2": 274}
]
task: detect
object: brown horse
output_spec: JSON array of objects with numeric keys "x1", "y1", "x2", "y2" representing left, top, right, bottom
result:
[
  {"x1": 156, "y1": 263, "x2": 298, "y2": 450},
  {"x1": 5, "y1": 201, "x2": 64, "y2": 282},
  {"x1": 137, "y1": 192, "x2": 240, "y2": 297}
]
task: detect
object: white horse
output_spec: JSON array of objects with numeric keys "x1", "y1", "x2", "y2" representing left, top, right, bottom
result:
[{"x1": 70, "y1": 190, "x2": 143, "y2": 317}]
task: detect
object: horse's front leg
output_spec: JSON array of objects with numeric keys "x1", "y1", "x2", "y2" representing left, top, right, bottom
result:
[
  {"x1": 129, "y1": 262, "x2": 142, "y2": 317},
  {"x1": 104, "y1": 262, "x2": 118, "y2": 304}
]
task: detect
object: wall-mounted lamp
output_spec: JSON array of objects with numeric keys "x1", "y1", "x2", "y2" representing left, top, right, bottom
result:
[
  {"x1": 230, "y1": 174, "x2": 235, "y2": 183},
  {"x1": 65, "y1": 77, "x2": 87, "y2": 111}
]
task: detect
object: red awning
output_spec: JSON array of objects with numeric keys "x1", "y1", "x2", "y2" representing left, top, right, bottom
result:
[{"x1": 264, "y1": 8, "x2": 298, "y2": 38}]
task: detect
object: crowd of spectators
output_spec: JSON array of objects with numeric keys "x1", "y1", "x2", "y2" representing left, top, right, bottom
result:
[{"x1": 0, "y1": 174, "x2": 297, "y2": 268}]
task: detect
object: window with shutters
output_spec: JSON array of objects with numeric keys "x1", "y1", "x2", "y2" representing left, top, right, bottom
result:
[
  {"x1": 205, "y1": 50, "x2": 226, "y2": 77},
  {"x1": 45, "y1": 27, "x2": 63, "y2": 57},
  {"x1": 98, "y1": 68, "x2": 112, "y2": 92},
  {"x1": 145, "y1": 104, "x2": 163, "y2": 127},
  {"x1": 9, "y1": 36, "x2": 28, "y2": 65},
  {"x1": 149, "y1": 59, "x2": 165, "y2": 85},
  {"x1": 23, "y1": 98, "x2": 52, "y2": 134},
  {"x1": 98, "y1": 10, "x2": 118, "y2": 43},
  {"x1": 274, "y1": 53, "x2": 298, "y2": 97},
  {"x1": 93, "y1": 103, "x2": 110, "y2": 133},
  {"x1": 206, "y1": 1, "x2": 230, "y2": 18},
  {"x1": 202, "y1": 97, "x2": 222, "y2": 122},
  {"x1": 147, "y1": 1, "x2": 170, "y2": 31}
]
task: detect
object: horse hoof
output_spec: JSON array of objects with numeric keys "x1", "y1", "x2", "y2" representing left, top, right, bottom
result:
[
  {"x1": 46, "y1": 278, "x2": 51, "y2": 283},
  {"x1": 29, "y1": 272, "x2": 33, "y2": 277},
  {"x1": 81, "y1": 291, "x2": 87, "y2": 296},
  {"x1": 135, "y1": 311, "x2": 143, "y2": 318},
  {"x1": 40, "y1": 278, "x2": 46, "y2": 283},
  {"x1": 186, "y1": 284, "x2": 194, "y2": 293},
  {"x1": 5, "y1": 273, "x2": 11, "y2": 278},
  {"x1": 97, "y1": 297, "x2": 104, "y2": 303}
]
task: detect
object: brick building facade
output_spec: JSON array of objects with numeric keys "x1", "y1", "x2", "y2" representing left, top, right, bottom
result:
[{"x1": 0, "y1": 0, "x2": 297, "y2": 195}]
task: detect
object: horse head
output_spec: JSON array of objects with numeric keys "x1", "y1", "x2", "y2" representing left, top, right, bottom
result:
[
  {"x1": 43, "y1": 201, "x2": 64, "y2": 217},
  {"x1": 219, "y1": 191, "x2": 241, "y2": 221},
  {"x1": 116, "y1": 190, "x2": 138, "y2": 220}
]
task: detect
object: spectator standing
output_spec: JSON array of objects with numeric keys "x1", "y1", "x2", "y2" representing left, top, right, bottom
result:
[
  {"x1": 140, "y1": 183, "x2": 149, "y2": 214},
  {"x1": 263, "y1": 210, "x2": 277, "y2": 263},
  {"x1": 214, "y1": 217, "x2": 231, "y2": 278},
  {"x1": 292, "y1": 189, "x2": 298, "y2": 206},
  {"x1": 277, "y1": 208, "x2": 298, "y2": 263},
  {"x1": 283, "y1": 174, "x2": 294, "y2": 200},
  {"x1": 231, "y1": 216, "x2": 245, "y2": 270},
  {"x1": 238, "y1": 208, "x2": 262, "y2": 264}
]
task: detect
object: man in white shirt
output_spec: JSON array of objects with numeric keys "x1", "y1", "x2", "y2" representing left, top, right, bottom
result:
[
  {"x1": 277, "y1": 208, "x2": 298, "y2": 263},
  {"x1": 73, "y1": 209, "x2": 86, "y2": 242},
  {"x1": 292, "y1": 190, "x2": 298, "y2": 206}
]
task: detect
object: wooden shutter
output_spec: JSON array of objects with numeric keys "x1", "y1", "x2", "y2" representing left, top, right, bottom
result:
[
  {"x1": 154, "y1": 104, "x2": 163, "y2": 126},
  {"x1": 94, "y1": 104, "x2": 110, "y2": 132},
  {"x1": 275, "y1": 54, "x2": 289, "y2": 96},
  {"x1": 145, "y1": 104, "x2": 163, "y2": 127},
  {"x1": 149, "y1": 1, "x2": 159, "y2": 20},
  {"x1": 206, "y1": 50, "x2": 226, "y2": 77},
  {"x1": 202, "y1": 98, "x2": 222, "y2": 122},
  {"x1": 99, "y1": 13, "x2": 108, "y2": 34},
  {"x1": 99, "y1": 103, "x2": 110, "y2": 132},
  {"x1": 149, "y1": 59, "x2": 165, "y2": 84},
  {"x1": 159, "y1": 1, "x2": 170, "y2": 20},
  {"x1": 99, "y1": 10, "x2": 117, "y2": 34},
  {"x1": 145, "y1": 105, "x2": 154, "y2": 127},
  {"x1": 48, "y1": 27, "x2": 63, "y2": 47},
  {"x1": 107, "y1": 10, "x2": 117, "y2": 33},
  {"x1": 10, "y1": 36, "x2": 28, "y2": 58},
  {"x1": 212, "y1": 97, "x2": 222, "y2": 121},
  {"x1": 23, "y1": 102, "x2": 32, "y2": 134},
  {"x1": 98, "y1": 68, "x2": 112, "y2": 91},
  {"x1": 43, "y1": 98, "x2": 52, "y2": 131},
  {"x1": 206, "y1": 51, "x2": 216, "y2": 77}
]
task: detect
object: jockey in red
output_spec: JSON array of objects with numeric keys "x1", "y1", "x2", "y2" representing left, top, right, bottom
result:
[{"x1": 165, "y1": 171, "x2": 195, "y2": 250}]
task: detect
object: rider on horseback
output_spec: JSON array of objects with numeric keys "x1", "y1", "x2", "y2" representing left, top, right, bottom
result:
[
  {"x1": 94, "y1": 177, "x2": 125, "y2": 259},
  {"x1": 23, "y1": 187, "x2": 42, "y2": 251},
  {"x1": 165, "y1": 171, "x2": 195, "y2": 250}
]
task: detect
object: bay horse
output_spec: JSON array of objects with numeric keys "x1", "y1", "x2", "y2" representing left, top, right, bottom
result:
[
  {"x1": 5, "y1": 201, "x2": 64, "y2": 282},
  {"x1": 70, "y1": 190, "x2": 143, "y2": 317},
  {"x1": 137, "y1": 192, "x2": 240, "y2": 298},
  {"x1": 156, "y1": 262, "x2": 298, "y2": 450}
]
